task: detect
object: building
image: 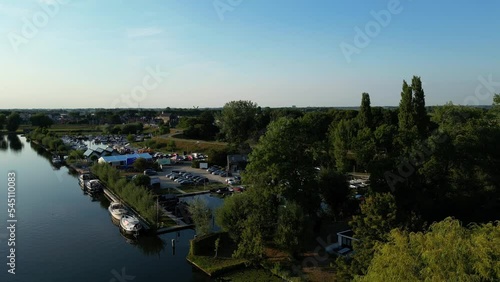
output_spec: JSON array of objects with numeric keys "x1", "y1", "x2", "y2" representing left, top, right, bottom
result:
[
  {"x1": 98, "y1": 153, "x2": 152, "y2": 168},
  {"x1": 83, "y1": 145, "x2": 119, "y2": 159},
  {"x1": 226, "y1": 154, "x2": 248, "y2": 173},
  {"x1": 325, "y1": 230, "x2": 359, "y2": 257}
]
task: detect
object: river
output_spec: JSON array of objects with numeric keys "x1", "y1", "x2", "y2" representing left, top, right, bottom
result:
[{"x1": 0, "y1": 135, "x2": 223, "y2": 282}]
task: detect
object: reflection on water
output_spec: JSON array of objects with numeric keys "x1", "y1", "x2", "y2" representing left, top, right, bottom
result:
[
  {"x1": 0, "y1": 133, "x2": 23, "y2": 152},
  {"x1": 0, "y1": 134, "x2": 7, "y2": 151},
  {"x1": 7, "y1": 133, "x2": 23, "y2": 152}
]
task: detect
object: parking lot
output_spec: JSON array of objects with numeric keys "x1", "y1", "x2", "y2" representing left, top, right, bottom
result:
[{"x1": 155, "y1": 162, "x2": 238, "y2": 192}]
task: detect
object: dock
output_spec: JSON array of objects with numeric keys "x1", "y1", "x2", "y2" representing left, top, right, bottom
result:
[{"x1": 102, "y1": 188, "x2": 151, "y2": 231}]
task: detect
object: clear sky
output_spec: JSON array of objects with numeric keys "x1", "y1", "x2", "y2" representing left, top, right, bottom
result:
[{"x1": 0, "y1": 0, "x2": 499, "y2": 109}]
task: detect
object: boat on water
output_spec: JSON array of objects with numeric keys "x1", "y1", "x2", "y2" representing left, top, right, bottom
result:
[
  {"x1": 85, "y1": 179, "x2": 103, "y2": 194},
  {"x1": 52, "y1": 156, "x2": 62, "y2": 165},
  {"x1": 79, "y1": 173, "x2": 96, "y2": 182},
  {"x1": 120, "y1": 214, "x2": 143, "y2": 235},
  {"x1": 108, "y1": 202, "x2": 128, "y2": 220}
]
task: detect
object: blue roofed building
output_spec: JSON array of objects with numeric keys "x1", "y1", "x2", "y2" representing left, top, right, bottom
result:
[{"x1": 98, "y1": 153, "x2": 152, "y2": 168}]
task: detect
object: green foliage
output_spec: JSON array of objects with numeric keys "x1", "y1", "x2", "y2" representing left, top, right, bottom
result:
[
  {"x1": 133, "y1": 158, "x2": 148, "y2": 171},
  {"x1": 358, "y1": 93, "x2": 373, "y2": 129},
  {"x1": 91, "y1": 163, "x2": 157, "y2": 226},
  {"x1": 317, "y1": 168, "x2": 350, "y2": 219},
  {"x1": 181, "y1": 111, "x2": 219, "y2": 140},
  {"x1": 411, "y1": 76, "x2": 428, "y2": 137},
  {"x1": 357, "y1": 218, "x2": 500, "y2": 281},
  {"x1": 30, "y1": 113, "x2": 54, "y2": 128},
  {"x1": 330, "y1": 119, "x2": 356, "y2": 173},
  {"x1": 0, "y1": 114, "x2": 6, "y2": 130},
  {"x1": 6, "y1": 112, "x2": 21, "y2": 132},
  {"x1": 398, "y1": 80, "x2": 414, "y2": 132},
  {"x1": 494, "y1": 93, "x2": 500, "y2": 106},
  {"x1": 353, "y1": 127, "x2": 377, "y2": 170},
  {"x1": 122, "y1": 123, "x2": 144, "y2": 135},
  {"x1": 68, "y1": 150, "x2": 85, "y2": 160},
  {"x1": 245, "y1": 117, "x2": 320, "y2": 216},
  {"x1": 188, "y1": 198, "x2": 213, "y2": 236},
  {"x1": 133, "y1": 174, "x2": 151, "y2": 187},
  {"x1": 216, "y1": 193, "x2": 253, "y2": 241},
  {"x1": 217, "y1": 100, "x2": 258, "y2": 145},
  {"x1": 339, "y1": 193, "x2": 399, "y2": 279},
  {"x1": 274, "y1": 202, "x2": 304, "y2": 254}
]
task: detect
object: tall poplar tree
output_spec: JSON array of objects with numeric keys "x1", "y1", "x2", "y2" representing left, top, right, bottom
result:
[
  {"x1": 358, "y1": 92, "x2": 373, "y2": 129},
  {"x1": 411, "y1": 76, "x2": 428, "y2": 137},
  {"x1": 398, "y1": 81, "x2": 413, "y2": 132}
]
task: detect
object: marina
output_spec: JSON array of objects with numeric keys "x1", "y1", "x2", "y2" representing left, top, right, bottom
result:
[{"x1": 0, "y1": 135, "x2": 222, "y2": 282}]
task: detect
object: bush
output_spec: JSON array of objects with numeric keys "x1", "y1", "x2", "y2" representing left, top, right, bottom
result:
[{"x1": 91, "y1": 163, "x2": 158, "y2": 227}]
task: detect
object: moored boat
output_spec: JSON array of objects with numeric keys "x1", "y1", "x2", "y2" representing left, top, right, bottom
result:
[
  {"x1": 108, "y1": 202, "x2": 128, "y2": 220},
  {"x1": 85, "y1": 179, "x2": 102, "y2": 194},
  {"x1": 120, "y1": 214, "x2": 143, "y2": 235}
]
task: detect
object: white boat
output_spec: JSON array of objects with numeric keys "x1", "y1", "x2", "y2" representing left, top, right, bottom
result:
[
  {"x1": 108, "y1": 202, "x2": 128, "y2": 220},
  {"x1": 85, "y1": 179, "x2": 102, "y2": 194},
  {"x1": 52, "y1": 156, "x2": 62, "y2": 165},
  {"x1": 79, "y1": 173, "x2": 95, "y2": 182},
  {"x1": 120, "y1": 215, "x2": 143, "y2": 235}
]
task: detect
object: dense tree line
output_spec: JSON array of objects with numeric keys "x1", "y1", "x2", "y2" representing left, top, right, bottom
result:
[{"x1": 213, "y1": 78, "x2": 500, "y2": 280}]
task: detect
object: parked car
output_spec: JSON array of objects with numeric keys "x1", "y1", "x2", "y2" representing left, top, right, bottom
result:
[{"x1": 144, "y1": 169, "x2": 158, "y2": 176}]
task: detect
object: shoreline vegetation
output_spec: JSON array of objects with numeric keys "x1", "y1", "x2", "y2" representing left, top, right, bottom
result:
[{"x1": 6, "y1": 92, "x2": 500, "y2": 281}]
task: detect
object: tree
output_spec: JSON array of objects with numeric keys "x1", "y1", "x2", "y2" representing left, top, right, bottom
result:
[
  {"x1": 494, "y1": 93, "x2": 500, "y2": 106},
  {"x1": 340, "y1": 193, "x2": 399, "y2": 279},
  {"x1": 358, "y1": 218, "x2": 500, "y2": 281},
  {"x1": 274, "y1": 202, "x2": 305, "y2": 255},
  {"x1": 353, "y1": 128, "x2": 377, "y2": 170},
  {"x1": 216, "y1": 193, "x2": 254, "y2": 241},
  {"x1": 188, "y1": 198, "x2": 212, "y2": 236},
  {"x1": 318, "y1": 168, "x2": 350, "y2": 220},
  {"x1": 0, "y1": 114, "x2": 6, "y2": 130},
  {"x1": 217, "y1": 100, "x2": 258, "y2": 146},
  {"x1": 358, "y1": 93, "x2": 373, "y2": 129},
  {"x1": 30, "y1": 113, "x2": 53, "y2": 128},
  {"x1": 6, "y1": 112, "x2": 21, "y2": 132},
  {"x1": 133, "y1": 175, "x2": 151, "y2": 187},
  {"x1": 133, "y1": 158, "x2": 148, "y2": 171},
  {"x1": 411, "y1": 76, "x2": 428, "y2": 137},
  {"x1": 244, "y1": 117, "x2": 320, "y2": 216},
  {"x1": 330, "y1": 119, "x2": 355, "y2": 173},
  {"x1": 398, "y1": 80, "x2": 414, "y2": 132}
]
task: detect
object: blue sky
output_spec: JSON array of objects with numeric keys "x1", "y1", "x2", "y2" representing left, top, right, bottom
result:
[{"x1": 0, "y1": 0, "x2": 499, "y2": 109}]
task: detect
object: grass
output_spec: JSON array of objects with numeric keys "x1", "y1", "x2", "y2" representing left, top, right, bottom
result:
[
  {"x1": 187, "y1": 255, "x2": 247, "y2": 277},
  {"x1": 157, "y1": 215, "x2": 177, "y2": 228},
  {"x1": 20, "y1": 124, "x2": 102, "y2": 134},
  {"x1": 219, "y1": 268, "x2": 284, "y2": 282}
]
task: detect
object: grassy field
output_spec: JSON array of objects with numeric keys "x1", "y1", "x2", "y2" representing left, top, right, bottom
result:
[{"x1": 19, "y1": 124, "x2": 103, "y2": 134}]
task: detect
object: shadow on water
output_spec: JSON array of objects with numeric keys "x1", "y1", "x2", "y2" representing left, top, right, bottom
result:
[
  {"x1": 0, "y1": 134, "x2": 7, "y2": 151},
  {"x1": 120, "y1": 229, "x2": 167, "y2": 257},
  {"x1": 7, "y1": 133, "x2": 24, "y2": 152},
  {"x1": 7, "y1": 134, "x2": 23, "y2": 152},
  {"x1": 98, "y1": 192, "x2": 167, "y2": 257}
]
